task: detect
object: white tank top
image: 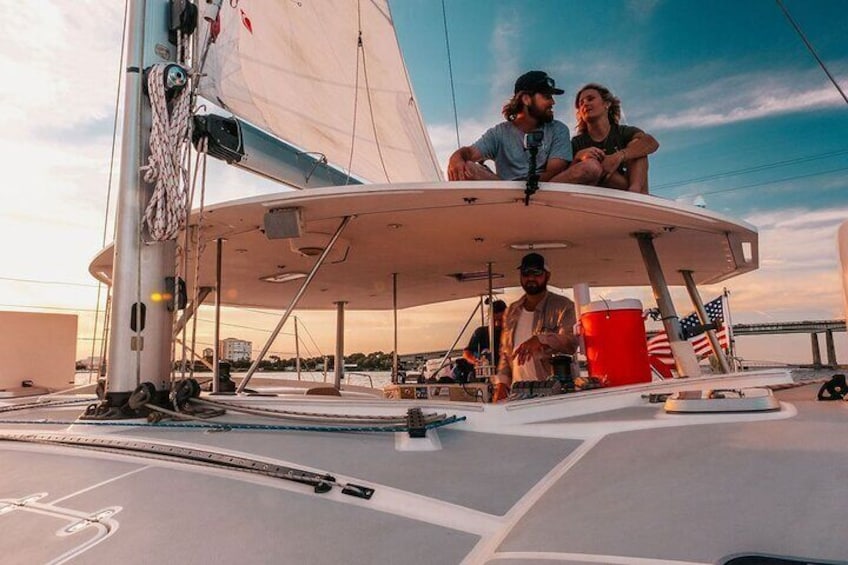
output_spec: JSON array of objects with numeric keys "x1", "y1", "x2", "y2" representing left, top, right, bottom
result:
[{"x1": 511, "y1": 307, "x2": 535, "y2": 382}]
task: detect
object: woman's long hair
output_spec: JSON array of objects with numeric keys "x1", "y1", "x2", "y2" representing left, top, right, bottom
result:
[{"x1": 574, "y1": 83, "x2": 621, "y2": 134}]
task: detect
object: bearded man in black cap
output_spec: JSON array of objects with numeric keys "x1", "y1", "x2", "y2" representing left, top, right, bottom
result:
[
  {"x1": 447, "y1": 70, "x2": 602, "y2": 185},
  {"x1": 492, "y1": 252, "x2": 578, "y2": 402}
]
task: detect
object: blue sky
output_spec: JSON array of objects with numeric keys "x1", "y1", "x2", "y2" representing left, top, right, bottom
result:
[
  {"x1": 0, "y1": 0, "x2": 846, "y2": 364},
  {"x1": 392, "y1": 0, "x2": 848, "y2": 215}
]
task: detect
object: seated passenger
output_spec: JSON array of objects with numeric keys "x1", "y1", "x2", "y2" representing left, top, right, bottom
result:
[
  {"x1": 462, "y1": 299, "x2": 507, "y2": 370},
  {"x1": 452, "y1": 358, "x2": 475, "y2": 384},
  {"x1": 571, "y1": 83, "x2": 659, "y2": 194},
  {"x1": 447, "y1": 71, "x2": 602, "y2": 186}
]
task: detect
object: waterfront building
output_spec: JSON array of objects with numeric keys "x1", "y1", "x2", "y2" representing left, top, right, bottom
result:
[{"x1": 218, "y1": 338, "x2": 252, "y2": 362}]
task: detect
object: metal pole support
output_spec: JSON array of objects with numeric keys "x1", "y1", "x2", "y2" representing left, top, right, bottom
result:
[{"x1": 635, "y1": 233, "x2": 700, "y2": 377}]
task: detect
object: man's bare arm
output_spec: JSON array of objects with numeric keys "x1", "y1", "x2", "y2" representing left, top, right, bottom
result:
[
  {"x1": 539, "y1": 157, "x2": 570, "y2": 181},
  {"x1": 447, "y1": 146, "x2": 485, "y2": 180}
]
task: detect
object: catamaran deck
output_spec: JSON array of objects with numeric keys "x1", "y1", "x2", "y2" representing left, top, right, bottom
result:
[{"x1": 1, "y1": 372, "x2": 845, "y2": 564}]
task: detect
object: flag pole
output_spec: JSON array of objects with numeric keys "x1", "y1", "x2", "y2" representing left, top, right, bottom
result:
[
  {"x1": 680, "y1": 271, "x2": 731, "y2": 373},
  {"x1": 723, "y1": 287, "x2": 738, "y2": 371}
]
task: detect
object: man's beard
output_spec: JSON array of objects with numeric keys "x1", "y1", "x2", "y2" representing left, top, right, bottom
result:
[
  {"x1": 527, "y1": 102, "x2": 553, "y2": 123},
  {"x1": 522, "y1": 280, "x2": 547, "y2": 295}
]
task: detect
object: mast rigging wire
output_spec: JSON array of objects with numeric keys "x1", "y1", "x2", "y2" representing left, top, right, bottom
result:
[
  {"x1": 345, "y1": 0, "x2": 391, "y2": 184},
  {"x1": 776, "y1": 0, "x2": 848, "y2": 106},
  {"x1": 90, "y1": 0, "x2": 129, "y2": 386},
  {"x1": 652, "y1": 149, "x2": 848, "y2": 192},
  {"x1": 441, "y1": 0, "x2": 461, "y2": 148}
]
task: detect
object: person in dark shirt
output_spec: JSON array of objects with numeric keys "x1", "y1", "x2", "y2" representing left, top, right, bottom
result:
[
  {"x1": 571, "y1": 83, "x2": 659, "y2": 194},
  {"x1": 462, "y1": 299, "x2": 507, "y2": 370}
]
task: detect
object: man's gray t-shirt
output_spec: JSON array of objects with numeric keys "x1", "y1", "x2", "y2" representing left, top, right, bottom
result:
[{"x1": 472, "y1": 120, "x2": 573, "y2": 180}]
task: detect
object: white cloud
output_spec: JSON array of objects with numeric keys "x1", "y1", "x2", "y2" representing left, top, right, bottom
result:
[
  {"x1": 645, "y1": 69, "x2": 846, "y2": 130},
  {"x1": 722, "y1": 207, "x2": 848, "y2": 319},
  {"x1": 427, "y1": 118, "x2": 490, "y2": 171},
  {"x1": 0, "y1": 2, "x2": 123, "y2": 131},
  {"x1": 488, "y1": 13, "x2": 522, "y2": 115},
  {"x1": 627, "y1": 0, "x2": 662, "y2": 20}
]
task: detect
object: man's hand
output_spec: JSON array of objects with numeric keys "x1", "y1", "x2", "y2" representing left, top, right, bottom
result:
[
  {"x1": 515, "y1": 335, "x2": 545, "y2": 365},
  {"x1": 601, "y1": 151, "x2": 626, "y2": 180},
  {"x1": 447, "y1": 153, "x2": 469, "y2": 180}
]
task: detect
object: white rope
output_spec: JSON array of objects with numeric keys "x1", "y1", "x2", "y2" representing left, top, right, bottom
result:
[{"x1": 143, "y1": 63, "x2": 192, "y2": 241}]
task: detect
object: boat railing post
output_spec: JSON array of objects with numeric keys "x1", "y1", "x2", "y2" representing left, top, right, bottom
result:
[
  {"x1": 572, "y1": 283, "x2": 591, "y2": 376},
  {"x1": 213, "y1": 238, "x2": 223, "y2": 393},
  {"x1": 487, "y1": 262, "x2": 495, "y2": 368},
  {"x1": 235, "y1": 215, "x2": 352, "y2": 394},
  {"x1": 334, "y1": 301, "x2": 346, "y2": 389},
  {"x1": 680, "y1": 270, "x2": 732, "y2": 373},
  {"x1": 392, "y1": 272, "x2": 399, "y2": 384},
  {"x1": 294, "y1": 316, "x2": 301, "y2": 380},
  {"x1": 634, "y1": 232, "x2": 701, "y2": 377}
]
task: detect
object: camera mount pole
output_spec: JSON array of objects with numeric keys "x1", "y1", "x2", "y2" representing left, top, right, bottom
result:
[
  {"x1": 523, "y1": 130, "x2": 543, "y2": 206},
  {"x1": 524, "y1": 145, "x2": 540, "y2": 206}
]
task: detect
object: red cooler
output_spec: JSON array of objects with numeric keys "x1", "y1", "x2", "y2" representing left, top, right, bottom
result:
[{"x1": 581, "y1": 299, "x2": 651, "y2": 386}]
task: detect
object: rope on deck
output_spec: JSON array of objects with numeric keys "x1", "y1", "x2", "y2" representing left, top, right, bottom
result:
[
  {"x1": 191, "y1": 397, "x2": 418, "y2": 424},
  {"x1": 767, "y1": 377, "x2": 829, "y2": 391},
  {"x1": 0, "y1": 414, "x2": 466, "y2": 433},
  {"x1": 0, "y1": 397, "x2": 96, "y2": 414}
]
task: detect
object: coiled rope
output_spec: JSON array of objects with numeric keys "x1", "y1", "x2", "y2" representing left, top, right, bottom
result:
[{"x1": 142, "y1": 63, "x2": 192, "y2": 241}]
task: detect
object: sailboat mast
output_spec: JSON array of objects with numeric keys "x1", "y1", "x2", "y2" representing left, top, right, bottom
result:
[{"x1": 103, "y1": 0, "x2": 179, "y2": 410}]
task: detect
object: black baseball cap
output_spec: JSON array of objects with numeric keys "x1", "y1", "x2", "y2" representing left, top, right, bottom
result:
[
  {"x1": 518, "y1": 253, "x2": 549, "y2": 275},
  {"x1": 514, "y1": 71, "x2": 565, "y2": 95}
]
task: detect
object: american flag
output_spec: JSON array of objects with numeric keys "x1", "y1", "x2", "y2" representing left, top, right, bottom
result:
[{"x1": 647, "y1": 295, "x2": 729, "y2": 367}]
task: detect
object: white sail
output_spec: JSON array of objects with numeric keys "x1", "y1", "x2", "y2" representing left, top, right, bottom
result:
[{"x1": 198, "y1": 0, "x2": 442, "y2": 184}]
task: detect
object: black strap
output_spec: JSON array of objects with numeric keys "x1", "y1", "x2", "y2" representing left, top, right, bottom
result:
[{"x1": 817, "y1": 373, "x2": 847, "y2": 401}]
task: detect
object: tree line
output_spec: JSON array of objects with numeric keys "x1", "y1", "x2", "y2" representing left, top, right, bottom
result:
[{"x1": 177, "y1": 351, "x2": 398, "y2": 372}]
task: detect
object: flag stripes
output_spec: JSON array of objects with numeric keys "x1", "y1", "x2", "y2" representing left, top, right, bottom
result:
[{"x1": 647, "y1": 296, "x2": 728, "y2": 367}]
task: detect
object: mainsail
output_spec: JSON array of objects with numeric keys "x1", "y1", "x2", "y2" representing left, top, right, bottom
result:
[{"x1": 198, "y1": 0, "x2": 442, "y2": 184}]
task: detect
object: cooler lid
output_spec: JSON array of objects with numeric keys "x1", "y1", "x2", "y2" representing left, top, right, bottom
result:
[{"x1": 581, "y1": 298, "x2": 643, "y2": 315}]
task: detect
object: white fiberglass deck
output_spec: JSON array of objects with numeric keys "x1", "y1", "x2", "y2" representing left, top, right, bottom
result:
[{"x1": 1, "y1": 371, "x2": 845, "y2": 564}]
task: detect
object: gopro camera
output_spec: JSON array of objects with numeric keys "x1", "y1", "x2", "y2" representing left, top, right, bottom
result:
[{"x1": 524, "y1": 130, "x2": 544, "y2": 149}]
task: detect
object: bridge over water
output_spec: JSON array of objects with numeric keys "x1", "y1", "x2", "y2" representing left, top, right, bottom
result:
[{"x1": 732, "y1": 319, "x2": 845, "y2": 368}]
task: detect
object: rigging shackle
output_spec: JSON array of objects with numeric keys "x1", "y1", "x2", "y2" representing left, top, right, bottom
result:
[
  {"x1": 165, "y1": 64, "x2": 188, "y2": 91},
  {"x1": 142, "y1": 63, "x2": 188, "y2": 100}
]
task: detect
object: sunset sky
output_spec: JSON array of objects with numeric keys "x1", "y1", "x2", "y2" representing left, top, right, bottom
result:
[{"x1": 1, "y1": 0, "x2": 846, "y2": 365}]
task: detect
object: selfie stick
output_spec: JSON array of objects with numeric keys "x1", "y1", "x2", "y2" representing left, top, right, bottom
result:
[{"x1": 524, "y1": 131, "x2": 542, "y2": 206}]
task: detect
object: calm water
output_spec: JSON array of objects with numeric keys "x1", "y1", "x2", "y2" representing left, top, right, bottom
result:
[{"x1": 252, "y1": 370, "x2": 394, "y2": 389}]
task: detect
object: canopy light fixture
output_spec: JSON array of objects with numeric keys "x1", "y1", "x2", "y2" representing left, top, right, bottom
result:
[
  {"x1": 509, "y1": 241, "x2": 571, "y2": 250},
  {"x1": 448, "y1": 271, "x2": 505, "y2": 283},
  {"x1": 263, "y1": 207, "x2": 303, "y2": 240},
  {"x1": 297, "y1": 246, "x2": 325, "y2": 257},
  {"x1": 260, "y1": 272, "x2": 308, "y2": 283}
]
